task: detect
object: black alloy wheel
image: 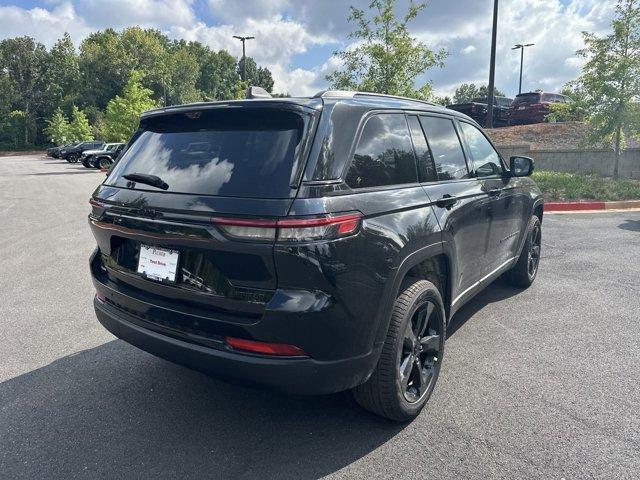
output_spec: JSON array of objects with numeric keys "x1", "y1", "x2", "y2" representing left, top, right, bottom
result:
[
  {"x1": 352, "y1": 280, "x2": 446, "y2": 421},
  {"x1": 527, "y1": 222, "x2": 541, "y2": 278},
  {"x1": 505, "y1": 215, "x2": 542, "y2": 287},
  {"x1": 399, "y1": 300, "x2": 442, "y2": 403}
]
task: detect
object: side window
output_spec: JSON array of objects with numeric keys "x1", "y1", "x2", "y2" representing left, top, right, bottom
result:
[
  {"x1": 419, "y1": 116, "x2": 469, "y2": 181},
  {"x1": 459, "y1": 122, "x2": 503, "y2": 177},
  {"x1": 407, "y1": 115, "x2": 437, "y2": 182},
  {"x1": 345, "y1": 114, "x2": 418, "y2": 189}
]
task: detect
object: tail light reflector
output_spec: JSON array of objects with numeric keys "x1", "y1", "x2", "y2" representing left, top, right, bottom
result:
[
  {"x1": 211, "y1": 212, "x2": 363, "y2": 242},
  {"x1": 226, "y1": 337, "x2": 307, "y2": 356}
]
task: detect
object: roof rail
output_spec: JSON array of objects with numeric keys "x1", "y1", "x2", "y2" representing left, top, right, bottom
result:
[
  {"x1": 312, "y1": 90, "x2": 356, "y2": 99},
  {"x1": 312, "y1": 89, "x2": 436, "y2": 106}
]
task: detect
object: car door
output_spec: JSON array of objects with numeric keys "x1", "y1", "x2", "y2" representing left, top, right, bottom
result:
[
  {"x1": 412, "y1": 114, "x2": 492, "y2": 304},
  {"x1": 458, "y1": 120, "x2": 527, "y2": 269}
]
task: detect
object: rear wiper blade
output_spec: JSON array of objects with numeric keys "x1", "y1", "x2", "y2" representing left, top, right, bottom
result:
[{"x1": 123, "y1": 173, "x2": 169, "y2": 190}]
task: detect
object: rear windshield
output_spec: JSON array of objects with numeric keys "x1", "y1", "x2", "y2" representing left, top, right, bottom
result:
[
  {"x1": 105, "y1": 108, "x2": 307, "y2": 198},
  {"x1": 513, "y1": 93, "x2": 541, "y2": 105}
]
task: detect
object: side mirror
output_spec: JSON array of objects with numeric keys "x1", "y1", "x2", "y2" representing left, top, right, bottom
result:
[{"x1": 510, "y1": 156, "x2": 534, "y2": 177}]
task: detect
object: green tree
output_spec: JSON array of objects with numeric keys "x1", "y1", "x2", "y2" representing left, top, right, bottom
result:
[
  {"x1": 238, "y1": 57, "x2": 275, "y2": 92},
  {"x1": 44, "y1": 108, "x2": 71, "y2": 145},
  {"x1": 166, "y1": 44, "x2": 202, "y2": 105},
  {"x1": 79, "y1": 29, "x2": 127, "y2": 110},
  {"x1": 326, "y1": 0, "x2": 447, "y2": 99},
  {"x1": 45, "y1": 33, "x2": 79, "y2": 111},
  {"x1": 106, "y1": 72, "x2": 157, "y2": 142},
  {"x1": 68, "y1": 106, "x2": 94, "y2": 141},
  {"x1": 452, "y1": 83, "x2": 505, "y2": 104},
  {"x1": 0, "y1": 36, "x2": 49, "y2": 145},
  {"x1": 432, "y1": 95, "x2": 452, "y2": 106},
  {"x1": 546, "y1": 83, "x2": 588, "y2": 123},
  {"x1": 5, "y1": 111, "x2": 28, "y2": 149},
  {"x1": 576, "y1": 0, "x2": 640, "y2": 178}
]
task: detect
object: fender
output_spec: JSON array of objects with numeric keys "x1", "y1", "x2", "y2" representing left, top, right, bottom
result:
[
  {"x1": 514, "y1": 196, "x2": 544, "y2": 260},
  {"x1": 372, "y1": 241, "x2": 448, "y2": 347}
]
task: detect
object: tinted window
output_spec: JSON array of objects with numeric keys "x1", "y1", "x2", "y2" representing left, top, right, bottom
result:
[
  {"x1": 407, "y1": 116, "x2": 436, "y2": 182},
  {"x1": 459, "y1": 122, "x2": 502, "y2": 177},
  {"x1": 345, "y1": 114, "x2": 417, "y2": 189},
  {"x1": 419, "y1": 116, "x2": 469, "y2": 181},
  {"x1": 106, "y1": 109, "x2": 305, "y2": 199},
  {"x1": 513, "y1": 93, "x2": 541, "y2": 105}
]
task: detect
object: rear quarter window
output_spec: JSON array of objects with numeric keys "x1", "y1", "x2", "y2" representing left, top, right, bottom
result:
[{"x1": 345, "y1": 113, "x2": 418, "y2": 189}]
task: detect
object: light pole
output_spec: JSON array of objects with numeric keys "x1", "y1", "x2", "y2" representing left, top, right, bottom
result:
[
  {"x1": 486, "y1": 0, "x2": 499, "y2": 128},
  {"x1": 512, "y1": 43, "x2": 534, "y2": 94},
  {"x1": 233, "y1": 35, "x2": 255, "y2": 82}
]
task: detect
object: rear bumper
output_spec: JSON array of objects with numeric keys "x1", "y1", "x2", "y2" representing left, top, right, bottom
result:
[{"x1": 94, "y1": 298, "x2": 379, "y2": 395}]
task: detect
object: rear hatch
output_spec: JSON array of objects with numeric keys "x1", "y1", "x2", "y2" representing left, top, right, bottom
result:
[{"x1": 89, "y1": 104, "x2": 315, "y2": 323}]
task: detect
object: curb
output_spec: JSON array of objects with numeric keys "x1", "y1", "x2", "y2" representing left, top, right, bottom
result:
[{"x1": 545, "y1": 200, "x2": 640, "y2": 212}]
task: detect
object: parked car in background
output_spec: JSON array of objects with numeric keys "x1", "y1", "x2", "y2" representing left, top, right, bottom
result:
[
  {"x1": 48, "y1": 143, "x2": 78, "y2": 159},
  {"x1": 447, "y1": 96, "x2": 512, "y2": 127},
  {"x1": 507, "y1": 92, "x2": 572, "y2": 126},
  {"x1": 88, "y1": 89, "x2": 543, "y2": 422},
  {"x1": 81, "y1": 143, "x2": 125, "y2": 169},
  {"x1": 60, "y1": 141, "x2": 104, "y2": 163}
]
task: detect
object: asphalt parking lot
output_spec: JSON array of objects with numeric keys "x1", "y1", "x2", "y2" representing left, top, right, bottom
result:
[{"x1": 1, "y1": 153, "x2": 639, "y2": 479}]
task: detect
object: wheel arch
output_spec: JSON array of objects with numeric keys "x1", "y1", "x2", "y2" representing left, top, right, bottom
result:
[{"x1": 373, "y1": 242, "x2": 453, "y2": 347}]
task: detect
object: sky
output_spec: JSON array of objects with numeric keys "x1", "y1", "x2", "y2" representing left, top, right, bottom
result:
[{"x1": 0, "y1": 0, "x2": 616, "y2": 99}]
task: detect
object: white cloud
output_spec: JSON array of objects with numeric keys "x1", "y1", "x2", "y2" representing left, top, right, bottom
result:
[
  {"x1": 0, "y1": 0, "x2": 618, "y2": 99},
  {"x1": 170, "y1": 14, "x2": 333, "y2": 95},
  {"x1": 0, "y1": 2, "x2": 92, "y2": 47}
]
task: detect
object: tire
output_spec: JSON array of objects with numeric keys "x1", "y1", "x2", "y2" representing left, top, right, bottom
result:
[
  {"x1": 81, "y1": 157, "x2": 91, "y2": 168},
  {"x1": 67, "y1": 153, "x2": 78, "y2": 163},
  {"x1": 98, "y1": 157, "x2": 112, "y2": 170},
  {"x1": 352, "y1": 280, "x2": 446, "y2": 422},
  {"x1": 505, "y1": 215, "x2": 541, "y2": 287}
]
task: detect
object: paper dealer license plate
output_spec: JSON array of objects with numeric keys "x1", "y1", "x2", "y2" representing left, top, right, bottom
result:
[{"x1": 137, "y1": 244, "x2": 179, "y2": 283}]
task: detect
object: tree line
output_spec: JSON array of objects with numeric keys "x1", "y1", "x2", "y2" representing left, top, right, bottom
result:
[{"x1": 0, "y1": 27, "x2": 276, "y2": 149}]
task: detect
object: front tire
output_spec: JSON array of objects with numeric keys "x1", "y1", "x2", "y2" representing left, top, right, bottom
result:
[
  {"x1": 67, "y1": 153, "x2": 79, "y2": 163},
  {"x1": 97, "y1": 157, "x2": 112, "y2": 170},
  {"x1": 505, "y1": 215, "x2": 541, "y2": 287},
  {"x1": 352, "y1": 280, "x2": 446, "y2": 422}
]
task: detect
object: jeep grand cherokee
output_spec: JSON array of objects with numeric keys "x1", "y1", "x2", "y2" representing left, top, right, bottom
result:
[{"x1": 89, "y1": 89, "x2": 543, "y2": 421}]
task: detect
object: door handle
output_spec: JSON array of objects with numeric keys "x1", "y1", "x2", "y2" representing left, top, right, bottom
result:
[{"x1": 435, "y1": 194, "x2": 458, "y2": 209}]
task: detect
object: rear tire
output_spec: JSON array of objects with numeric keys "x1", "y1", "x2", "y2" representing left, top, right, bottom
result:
[
  {"x1": 505, "y1": 216, "x2": 541, "y2": 287},
  {"x1": 352, "y1": 280, "x2": 446, "y2": 422}
]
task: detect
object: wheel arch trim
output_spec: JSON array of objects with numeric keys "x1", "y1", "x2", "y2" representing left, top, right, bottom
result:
[{"x1": 373, "y1": 242, "x2": 451, "y2": 347}]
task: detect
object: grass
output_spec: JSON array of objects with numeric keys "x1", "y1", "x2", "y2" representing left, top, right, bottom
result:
[{"x1": 532, "y1": 171, "x2": 640, "y2": 201}]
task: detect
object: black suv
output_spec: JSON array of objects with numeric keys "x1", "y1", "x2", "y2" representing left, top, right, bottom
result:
[
  {"x1": 61, "y1": 140, "x2": 104, "y2": 163},
  {"x1": 89, "y1": 90, "x2": 543, "y2": 421}
]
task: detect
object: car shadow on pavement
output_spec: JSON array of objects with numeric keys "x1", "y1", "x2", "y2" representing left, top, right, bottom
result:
[
  {"x1": 447, "y1": 279, "x2": 522, "y2": 338},
  {"x1": 618, "y1": 219, "x2": 640, "y2": 232},
  {"x1": 0, "y1": 341, "x2": 404, "y2": 479}
]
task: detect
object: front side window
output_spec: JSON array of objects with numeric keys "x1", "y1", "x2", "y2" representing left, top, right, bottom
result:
[
  {"x1": 345, "y1": 114, "x2": 417, "y2": 189},
  {"x1": 419, "y1": 116, "x2": 469, "y2": 181},
  {"x1": 459, "y1": 122, "x2": 502, "y2": 177}
]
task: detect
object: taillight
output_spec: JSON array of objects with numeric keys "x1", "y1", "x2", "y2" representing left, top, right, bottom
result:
[
  {"x1": 211, "y1": 212, "x2": 363, "y2": 242},
  {"x1": 226, "y1": 337, "x2": 307, "y2": 356}
]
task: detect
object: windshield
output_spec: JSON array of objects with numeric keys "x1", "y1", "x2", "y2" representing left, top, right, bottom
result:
[{"x1": 105, "y1": 108, "x2": 307, "y2": 199}]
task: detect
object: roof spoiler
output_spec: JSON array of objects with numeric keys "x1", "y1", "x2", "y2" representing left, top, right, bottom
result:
[{"x1": 246, "y1": 86, "x2": 272, "y2": 99}]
